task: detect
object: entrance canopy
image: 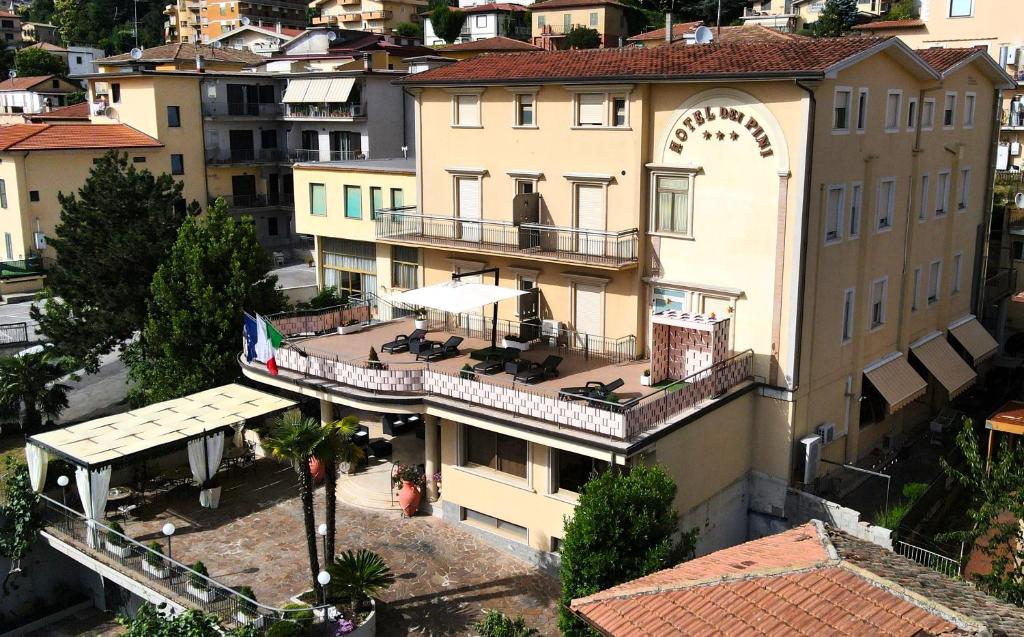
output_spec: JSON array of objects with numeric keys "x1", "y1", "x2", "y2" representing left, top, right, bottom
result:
[
  {"x1": 28, "y1": 383, "x2": 295, "y2": 469},
  {"x1": 949, "y1": 316, "x2": 998, "y2": 365},
  {"x1": 391, "y1": 280, "x2": 527, "y2": 315}
]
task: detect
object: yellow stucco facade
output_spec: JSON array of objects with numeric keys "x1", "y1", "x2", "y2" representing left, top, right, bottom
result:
[
  {"x1": 531, "y1": 2, "x2": 630, "y2": 49},
  {"x1": 311, "y1": 0, "x2": 428, "y2": 34}
]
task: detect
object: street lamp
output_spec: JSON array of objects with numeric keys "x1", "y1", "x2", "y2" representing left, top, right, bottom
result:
[
  {"x1": 317, "y1": 570, "x2": 331, "y2": 606},
  {"x1": 56, "y1": 475, "x2": 69, "y2": 508},
  {"x1": 162, "y1": 522, "x2": 176, "y2": 561},
  {"x1": 317, "y1": 522, "x2": 328, "y2": 561}
]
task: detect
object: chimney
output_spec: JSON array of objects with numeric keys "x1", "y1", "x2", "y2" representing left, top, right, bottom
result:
[
  {"x1": 665, "y1": 12, "x2": 672, "y2": 43},
  {"x1": 276, "y1": 22, "x2": 282, "y2": 34},
  {"x1": 196, "y1": 54, "x2": 206, "y2": 72},
  {"x1": 362, "y1": 52, "x2": 372, "y2": 72}
]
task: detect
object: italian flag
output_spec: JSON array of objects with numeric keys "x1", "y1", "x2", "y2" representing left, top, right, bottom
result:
[{"x1": 255, "y1": 314, "x2": 283, "y2": 376}]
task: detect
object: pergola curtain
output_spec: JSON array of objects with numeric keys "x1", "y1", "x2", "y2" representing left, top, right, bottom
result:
[
  {"x1": 24, "y1": 443, "x2": 48, "y2": 493},
  {"x1": 187, "y1": 432, "x2": 225, "y2": 508},
  {"x1": 75, "y1": 465, "x2": 111, "y2": 547}
]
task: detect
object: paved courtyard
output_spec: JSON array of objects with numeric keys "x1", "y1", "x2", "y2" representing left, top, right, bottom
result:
[{"x1": 119, "y1": 459, "x2": 560, "y2": 636}]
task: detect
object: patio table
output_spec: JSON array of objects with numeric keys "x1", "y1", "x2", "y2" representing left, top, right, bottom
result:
[
  {"x1": 161, "y1": 466, "x2": 194, "y2": 487},
  {"x1": 504, "y1": 359, "x2": 533, "y2": 375},
  {"x1": 106, "y1": 486, "x2": 134, "y2": 507}
]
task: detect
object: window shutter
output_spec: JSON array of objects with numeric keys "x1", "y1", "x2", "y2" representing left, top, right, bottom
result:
[
  {"x1": 456, "y1": 95, "x2": 478, "y2": 125},
  {"x1": 577, "y1": 94, "x2": 604, "y2": 126}
]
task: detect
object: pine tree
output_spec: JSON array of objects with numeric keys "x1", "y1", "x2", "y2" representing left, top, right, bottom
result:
[
  {"x1": 814, "y1": 0, "x2": 858, "y2": 37},
  {"x1": 124, "y1": 199, "x2": 285, "y2": 405}
]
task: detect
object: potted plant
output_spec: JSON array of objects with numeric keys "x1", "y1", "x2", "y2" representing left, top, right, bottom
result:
[
  {"x1": 366, "y1": 347, "x2": 384, "y2": 371},
  {"x1": 338, "y1": 318, "x2": 364, "y2": 336},
  {"x1": 187, "y1": 560, "x2": 216, "y2": 602},
  {"x1": 640, "y1": 368, "x2": 652, "y2": 387},
  {"x1": 326, "y1": 549, "x2": 394, "y2": 636},
  {"x1": 414, "y1": 308, "x2": 428, "y2": 331},
  {"x1": 236, "y1": 585, "x2": 264, "y2": 626},
  {"x1": 432, "y1": 471, "x2": 442, "y2": 498},
  {"x1": 459, "y1": 363, "x2": 476, "y2": 381},
  {"x1": 104, "y1": 521, "x2": 131, "y2": 559},
  {"x1": 143, "y1": 541, "x2": 170, "y2": 579},
  {"x1": 391, "y1": 464, "x2": 424, "y2": 517}
]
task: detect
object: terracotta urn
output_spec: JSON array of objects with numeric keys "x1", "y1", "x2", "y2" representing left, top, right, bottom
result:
[
  {"x1": 309, "y1": 457, "x2": 326, "y2": 485},
  {"x1": 398, "y1": 480, "x2": 421, "y2": 517}
]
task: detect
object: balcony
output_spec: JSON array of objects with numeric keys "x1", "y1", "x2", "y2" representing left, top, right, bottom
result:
[
  {"x1": 375, "y1": 210, "x2": 639, "y2": 269},
  {"x1": 289, "y1": 149, "x2": 365, "y2": 163},
  {"x1": 202, "y1": 102, "x2": 284, "y2": 118},
  {"x1": 210, "y1": 193, "x2": 295, "y2": 209},
  {"x1": 284, "y1": 102, "x2": 365, "y2": 120},
  {"x1": 206, "y1": 148, "x2": 288, "y2": 165},
  {"x1": 362, "y1": 9, "x2": 391, "y2": 20},
  {"x1": 1004, "y1": 109, "x2": 1024, "y2": 129},
  {"x1": 986, "y1": 266, "x2": 1019, "y2": 302}
]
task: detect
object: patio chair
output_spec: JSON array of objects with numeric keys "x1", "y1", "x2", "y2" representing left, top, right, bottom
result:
[
  {"x1": 416, "y1": 336, "x2": 463, "y2": 361},
  {"x1": 381, "y1": 328, "x2": 427, "y2": 354},
  {"x1": 513, "y1": 355, "x2": 563, "y2": 384},
  {"x1": 560, "y1": 378, "x2": 625, "y2": 402},
  {"x1": 473, "y1": 347, "x2": 520, "y2": 375}
]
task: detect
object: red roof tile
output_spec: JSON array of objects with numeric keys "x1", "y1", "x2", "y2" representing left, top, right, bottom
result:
[
  {"x1": 713, "y1": 24, "x2": 810, "y2": 43},
  {"x1": 438, "y1": 36, "x2": 541, "y2": 53},
  {"x1": 627, "y1": 21, "x2": 703, "y2": 42},
  {"x1": 0, "y1": 123, "x2": 162, "y2": 151},
  {"x1": 453, "y1": 2, "x2": 530, "y2": 13},
  {"x1": 915, "y1": 46, "x2": 987, "y2": 73},
  {"x1": 853, "y1": 18, "x2": 925, "y2": 30},
  {"x1": 96, "y1": 43, "x2": 264, "y2": 66},
  {"x1": 0, "y1": 75, "x2": 68, "y2": 92},
  {"x1": 25, "y1": 101, "x2": 91, "y2": 121},
  {"x1": 402, "y1": 37, "x2": 891, "y2": 85},
  {"x1": 531, "y1": 0, "x2": 630, "y2": 10}
]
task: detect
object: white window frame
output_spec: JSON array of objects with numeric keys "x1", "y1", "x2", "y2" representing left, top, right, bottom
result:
[
  {"x1": 649, "y1": 169, "x2": 695, "y2": 238},
  {"x1": 884, "y1": 89, "x2": 902, "y2": 133},
  {"x1": 958, "y1": 167, "x2": 971, "y2": 211},
  {"x1": 963, "y1": 92, "x2": 976, "y2": 128},
  {"x1": 833, "y1": 86, "x2": 852, "y2": 134},
  {"x1": 449, "y1": 89, "x2": 484, "y2": 128},
  {"x1": 869, "y1": 276, "x2": 888, "y2": 330},
  {"x1": 849, "y1": 181, "x2": 863, "y2": 239},
  {"x1": 475, "y1": 14, "x2": 486, "y2": 27},
  {"x1": 936, "y1": 169, "x2": 951, "y2": 216},
  {"x1": 825, "y1": 184, "x2": 845, "y2": 245},
  {"x1": 943, "y1": 91, "x2": 957, "y2": 129},
  {"x1": 952, "y1": 251, "x2": 963, "y2": 294},
  {"x1": 918, "y1": 173, "x2": 930, "y2": 222},
  {"x1": 876, "y1": 177, "x2": 896, "y2": 232},
  {"x1": 949, "y1": 0, "x2": 973, "y2": 17},
  {"x1": 855, "y1": 87, "x2": 869, "y2": 133},
  {"x1": 928, "y1": 259, "x2": 942, "y2": 304},
  {"x1": 842, "y1": 287, "x2": 855, "y2": 344},
  {"x1": 569, "y1": 86, "x2": 632, "y2": 129},
  {"x1": 906, "y1": 96, "x2": 918, "y2": 132},
  {"x1": 922, "y1": 97, "x2": 935, "y2": 131},
  {"x1": 911, "y1": 266, "x2": 922, "y2": 311},
  {"x1": 507, "y1": 87, "x2": 539, "y2": 129}
]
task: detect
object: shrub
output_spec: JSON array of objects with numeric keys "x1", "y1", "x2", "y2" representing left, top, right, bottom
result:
[
  {"x1": 474, "y1": 609, "x2": 538, "y2": 637},
  {"x1": 265, "y1": 621, "x2": 304, "y2": 637},
  {"x1": 145, "y1": 541, "x2": 164, "y2": 568},
  {"x1": 327, "y1": 549, "x2": 394, "y2": 619},
  {"x1": 563, "y1": 25, "x2": 600, "y2": 49},
  {"x1": 106, "y1": 520, "x2": 127, "y2": 548},
  {"x1": 237, "y1": 585, "x2": 258, "y2": 616},
  {"x1": 281, "y1": 602, "x2": 313, "y2": 627},
  {"x1": 190, "y1": 560, "x2": 209, "y2": 590},
  {"x1": 305, "y1": 286, "x2": 348, "y2": 310}
]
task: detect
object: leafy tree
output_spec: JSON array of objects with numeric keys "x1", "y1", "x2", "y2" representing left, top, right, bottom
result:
[
  {"x1": 22, "y1": 0, "x2": 55, "y2": 24},
  {"x1": 563, "y1": 25, "x2": 601, "y2": 49},
  {"x1": 261, "y1": 410, "x2": 327, "y2": 600},
  {"x1": 0, "y1": 459, "x2": 42, "y2": 594},
  {"x1": 31, "y1": 152, "x2": 192, "y2": 373},
  {"x1": 941, "y1": 420, "x2": 1024, "y2": 606},
  {"x1": 15, "y1": 47, "x2": 68, "y2": 77},
  {"x1": 883, "y1": 0, "x2": 917, "y2": 20},
  {"x1": 558, "y1": 464, "x2": 696, "y2": 636},
  {"x1": 474, "y1": 610, "x2": 539, "y2": 637},
  {"x1": 66, "y1": 89, "x2": 85, "y2": 105},
  {"x1": 124, "y1": 198, "x2": 284, "y2": 405},
  {"x1": 0, "y1": 350, "x2": 71, "y2": 433},
  {"x1": 640, "y1": 0, "x2": 746, "y2": 25},
  {"x1": 814, "y1": 0, "x2": 858, "y2": 36},
  {"x1": 314, "y1": 415, "x2": 364, "y2": 560},
  {"x1": 0, "y1": 42, "x2": 15, "y2": 80},
  {"x1": 430, "y1": 5, "x2": 468, "y2": 44},
  {"x1": 394, "y1": 21, "x2": 422, "y2": 39}
]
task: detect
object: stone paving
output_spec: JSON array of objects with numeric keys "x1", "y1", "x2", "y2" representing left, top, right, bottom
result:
[{"x1": 120, "y1": 459, "x2": 560, "y2": 636}]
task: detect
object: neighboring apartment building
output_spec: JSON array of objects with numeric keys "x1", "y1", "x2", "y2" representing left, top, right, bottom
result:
[
  {"x1": 310, "y1": 0, "x2": 428, "y2": 35},
  {"x1": 164, "y1": 0, "x2": 308, "y2": 43},
  {"x1": 423, "y1": 3, "x2": 531, "y2": 47},
  {"x1": 93, "y1": 43, "x2": 265, "y2": 73},
  {"x1": 530, "y1": 0, "x2": 631, "y2": 49},
  {"x1": 742, "y1": 0, "x2": 887, "y2": 32},
  {"x1": 22, "y1": 43, "x2": 107, "y2": 78},
  {"x1": 206, "y1": 23, "x2": 303, "y2": 55},
  {"x1": 435, "y1": 36, "x2": 541, "y2": 59},
  {"x1": 0, "y1": 75, "x2": 80, "y2": 122},
  {"x1": 242, "y1": 39, "x2": 1010, "y2": 562},
  {"x1": 0, "y1": 10, "x2": 22, "y2": 44},
  {"x1": 626, "y1": 21, "x2": 806, "y2": 47},
  {"x1": 21, "y1": 21, "x2": 59, "y2": 45},
  {"x1": 269, "y1": 27, "x2": 431, "y2": 72}
]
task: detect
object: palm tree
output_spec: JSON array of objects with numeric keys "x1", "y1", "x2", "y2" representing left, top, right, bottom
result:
[
  {"x1": 260, "y1": 409, "x2": 326, "y2": 594},
  {"x1": 0, "y1": 350, "x2": 71, "y2": 433},
  {"x1": 314, "y1": 415, "x2": 364, "y2": 560},
  {"x1": 326, "y1": 549, "x2": 394, "y2": 619}
]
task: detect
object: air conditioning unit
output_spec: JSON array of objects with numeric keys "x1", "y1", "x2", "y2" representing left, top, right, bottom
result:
[
  {"x1": 816, "y1": 422, "x2": 837, "y2": 445},
  {"x1": 33, "y1": 232, "x2": 46, "y2": 250},
  {"x1": 799, "y1": 434, "x2": 822, "y2": 486}
]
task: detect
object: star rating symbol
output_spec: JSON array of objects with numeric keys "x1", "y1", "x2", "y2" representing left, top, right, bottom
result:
[
  {"x1": 729, "y1": 131, "x2": 739, "y2": 141},
  {"x1": 715, "y1": 131, "x2": 726, "y2": 141},
  {"x1": 703, "y1": 130, "x2": 712, "y2": 140}
]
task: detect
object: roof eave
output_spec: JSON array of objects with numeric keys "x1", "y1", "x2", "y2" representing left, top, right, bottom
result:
[
  {"x1": 399, "y1": 70, "x2": 826, "y2": 87},
  {"x1": 943, "y1": 50, "x2": 1016, "y2": 89},
  {"x1": 824, "y1": 37, "x2": 939, "y2": 81}
]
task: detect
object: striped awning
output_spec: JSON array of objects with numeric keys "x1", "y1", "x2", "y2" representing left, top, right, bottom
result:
[
  {"x1": 949, "y1": 316, "x2": 998, "y2": 365},
  {"x1": 910, "y1": 333, "x2": 977, "y2": 399},
  {"x1": 282, "y1": 78, "x2": 354, "y2": 104},
  {"x1": 864, "y1": 353, "x2": 927, "y2": 414},
  {"x1": 282, "y1": 79, "x2": 310, "y2": 103}
]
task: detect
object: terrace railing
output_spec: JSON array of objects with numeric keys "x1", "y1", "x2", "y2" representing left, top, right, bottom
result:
[
  {"x1": 375, "y1": 210, "x2": 639, "y2": 268},
  {"x1": 895, "y1": 540, "x2": 962, "y2": 579},
  {"x1": 284, "y1": 103, "x2": 365, "y2": 120},
  {"x1": 289, "y1": 149, "x2": 365, "y2": 163},
  {"x1": 0, "y1": 321, "x2": 29, "y2": 345},
  {"x1": 267, "y1": 300, "x2": 372, "y2": 337},
  {"x1": 0, "y1": 256, "x2": 45, "y2": 278},
  {"x1": 207, "y1": 149, "x2": 288, "y2": 165},
  {"x1": 212, "y1": 194, "x2": 295, "y2": 209},
  {"x1": 38, "y1": 494, "x2": 330, "y2": 630},
  {"x1": 202, "y1": 102, "x2": 284, "y2": 117}
]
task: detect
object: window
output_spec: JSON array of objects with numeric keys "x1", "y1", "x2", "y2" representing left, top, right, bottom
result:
[
  {"x1": 370, "y1": 186, "x2": 383, "y2": 219},
  {"x1": 869, "y1": 278, "x2": 887, "y2": 329},
  {"x1": 111, "y1": 83, "x2": 121, "y2": 103},
  {"x1": 563, "y1": 13, "x2": 571, "y2": 31},
  {"x1": 825, "y1": 185, "x2": 845, "y2": 243},
  {"x1": 918, "y1": 174, "x2": 930, "y2": 221},
  {"x1": 949, "y1": 0, "x2": 972, "y2": 17},
  {"x1": 876, "y1": 178, "x2": 895, "y2": 231},
  {"x1": 515, "y1": 93, "x2": 534, "y2": 127},
  {"x1": 167, "y1": 105, "x2": 181, "y2": 127},
  {"x1": 921, "y1": 98, "x2": 935, "y2": 130},
  {"x1": 462, "y1": 508, "x2": 527, "y2": 542},
  {"x1": 958, "y1": 168, "x2": 971, "y2": 210},
  {"x1": 516, "y1": 179, "x2": 535, "y2": 194},
  {"x1": 842, "y1": 288, "x2": 855, "y2": 343},
  {"x1": 170, "y1": 154, "x2": 184, "y2": 175},
  {"x1": 936, "y1": 170, "x2": 951, "y2": 215},
  {"x1": 464, "y1": 426, "x2": 527, "y2": 479},
  {"x1": 553, "y1": 449, "x2": 608, "y2": 494},
  {"x1": 589, "y1": 11, "x2": 597, "y2": 25},
  {"x1": 653, "y1": 174, "x2": 691, "y2": 236},
  {"x1": 1014, "y1": 240, "x2": 1024, "y2": 261},
  {"x1": 475, "y1": 15, "x2": 486, "y2": 27},
  {"x1": 834, "y1": 88, "x2": 852, "y2": 131},
  {"x1": 855, "y1": 88, "x2": 868, "y2": 132},
  {"x1": 344, "y1": 185, "x2": 362, "y2": 219},
  {"x1": 29, "y1": 191, "x2": 39, "y2": 202},
  {"x1": 391, "y1": 245, "x2": 418, "y2": 290},
  {"x1": 537, "y1": 14, "x2": 545, "y2": 26},
  {"x1": 952, "y1": 252, "x2": 963, "y2": 293},
  {"x1": 964, "y1": 92, "x2": 976, "y2": 127},
  {"x1": 906, "y1": 97, "x2": 918, "y2": 131},
  {"x1": 577, "y1": 92, "x2": 604, "y2": 126},
  {"x1": 928, "y1": 260, "x2": 942, "y2": 303},
  {"x1": 943, "y1": 92, "x2": 956, "y2": 128},
  {"x1": 612, "y1": 95, "x2": 627, "y2": 127},
  {"x1": 132, "y1": 156, "x2": 146, "y2": 163},
  {"x1": 912, "y1": 266, "x2": 921, "y2": 311},
  {"x1": 849, "y1": 182, "x2": 862, "y2": 238},
  {"x1": 885, "y1": 90, "x2": 902, "y2": 132},
  {"x1": 75, "y1": 56, "x2": 82, "y2": 64},
  {"x1": 3, "y1": 232, "x2": 10, "y2": 260},
  {"x1": 0, "y1": 179, "x2": 7, "y2": 208},
  {"x1": 390, "y1": 188, "x2": 404, "y2": 208},
  {"x1": 267, "y1": 217, "x2": 279, "y2": 236},
  {"x1": 310, "y1": 183, "x2": 326, "y2": 216},
  {"x1": 452, "y1": 93, "x2": 480, "y2": 127}
]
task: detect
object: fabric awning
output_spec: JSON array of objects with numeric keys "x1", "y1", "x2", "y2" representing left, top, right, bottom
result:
[
  {"x1": 864, "y1": 353, "x2": 927, "y2": 414},
  {"x1": 949, "y1": 316, "x2": 998, "y2": 365},
  {"x1": 282, "y1": 79, "x2": 310, "y2": 103},
  {"x1": 390, "y1": 281, "x2": 527, "y2": 314},
  {"x1": 324, "y1": 78, "x2": 355, "y2": 102},
  {"x1": 910, "y1": 333, "x2": 977, "y2": 399},
  {"x1": 303, "y1": 78, "x2": 333, "y2": 102},
  {"x1": 28, "y1": 383, "x2": 296, "y2": 468}
]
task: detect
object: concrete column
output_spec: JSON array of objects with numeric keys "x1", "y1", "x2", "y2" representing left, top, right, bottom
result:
[
  {"x1": 320, "y1": 399, "x2": 334, "y2": 425},
  {"x1": 424, "y1": 415, "x2": 440, "y2": 502}
]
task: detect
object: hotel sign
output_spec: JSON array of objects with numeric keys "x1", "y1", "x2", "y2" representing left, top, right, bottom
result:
[{"x1": 669, "y1": 106, "x2": 774, "y2": 159}]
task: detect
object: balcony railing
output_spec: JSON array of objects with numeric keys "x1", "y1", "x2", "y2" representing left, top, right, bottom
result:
[
  {"x1": 206, "y1": 148, "x2": 288, "y2": 164},
  {"x1": 375, "y1": 210, "x2": 639, "y2": 268},
  {"x1": 1004, "y1": 110, "x2": 1024, "y2": 128},
  {"x1": 210, "y1": 193, "x2": 295, "y2": 209},
  {"x1": 284, "y1": 103, "x2": 365, "y2": 119},
  {"x1": 361, "y1": 9, "x2": 391, "y2": 19},
  {"x1": 289, "y1": 149, "x2": 365, "y2": 163},
  {"x1": 986, "y1": 266, "x2": 1018, "y2": 301},
  {"x1": 202, "y1": 102, "x2": 284, "y2": 117}
]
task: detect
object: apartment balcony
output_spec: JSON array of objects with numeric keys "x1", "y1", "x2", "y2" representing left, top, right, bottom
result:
[
  {"x1": 202, "y1": 102, "x2": 284, "y2": 118},
  {"x1": 361, "y1": 9, "x2": 391, "y2": 20},
  {"x1": 289, "y1": 149, "x2": 365, "y2": 163},
  {"x1": 375, "y1": 210, "x2": 639, "y2": 269},
  {"x1": 1003, "y1": 110, "x2": 1024, "y2": 129},
  {"x1": 283, "y1": 102, "x2": 365, "y2": 120},
  {"x1": 206, "y1": 148, "x2": 288, "y2": 165},
  {"x1": 211, "y1": 193, "x2": 295, "y2": 209},
  {"x1": 987, "y1": 266, "x2": 1019, "y2": 302}
]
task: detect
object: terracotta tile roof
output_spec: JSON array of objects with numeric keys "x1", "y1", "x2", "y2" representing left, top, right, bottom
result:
[
  {"x1": 24, "y1": 101, "x2": 91, "y2": 121},
  {"x1": 0, "y1": 11, "x2": 18, "y2": 18},
  {"x1": 402, "y1": 37, "x2": 891, "y2": 85},
  {"x1": 915, "y1": 46, "x2": 987, "y2": 73},
  {"x1": 453, "y1": 2, "x2": 530, "y2": 13},
  {"x1": 853, "y1": 18, "x2": 925, "y2": 30},
  {"x1": 0, "y1": 123, "x2": 162, "y2": 151},
  {"x1": 438, "y1": 36, "x2": 541, "y2": 53},
  {"x1": 25, "y1": 42, "x2": 67, "y2": 53},
  {"x1": 530, "y1": 0, "x2": 630, "y2": 10},
  {"x1": 0, "y1": 75, "x2": 65, "y2": 92},
  {"x1": 627, "y1": 21, "x2": 703, "y2": 42},
  {"x1": 713, "y1": 24, "x2": 810, "y2": 43},
  {"x1": 96, "y1": 43, "x2": 264, "y2": 66}
]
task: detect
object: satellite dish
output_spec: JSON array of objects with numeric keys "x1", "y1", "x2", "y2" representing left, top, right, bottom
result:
[
  {"x1": 7, "y1": 69, "x2": 14, "y2": 79},
  {"x1": 130, "y1": 47, "x2": 143, "y2": 60},
  {"x1": 240, "y1": 16, "x2": 250, "y2": 26},
  {"x1": 327, "y1": 31, "x2": 337, "y2": 41},
  {"x1": 693, "y1": 25, "x2": 714, "y2": 44},
  {"x1": 212, "y1": 41, "x2": 223, "y2": 48},
  {"x1": 1015, "y1": 192, "x2": 1024, "y2": 209}
]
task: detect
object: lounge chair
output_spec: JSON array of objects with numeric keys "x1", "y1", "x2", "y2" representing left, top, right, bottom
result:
[
  {"x1": 513, "y1": 355, "x2": 563, "y2": 383},
  {"x1": 560, "y1": 378, "x2": 625, "y2": 402},
  {"x1": 381, "y1": 329, "x2": 427, "y2": 354},
  {"x1": 473, "y1": 347, "x2": 520, "y2": 375},
  {"x1": 416, "y1": 336, "x2": 464, "y2": 361}
]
